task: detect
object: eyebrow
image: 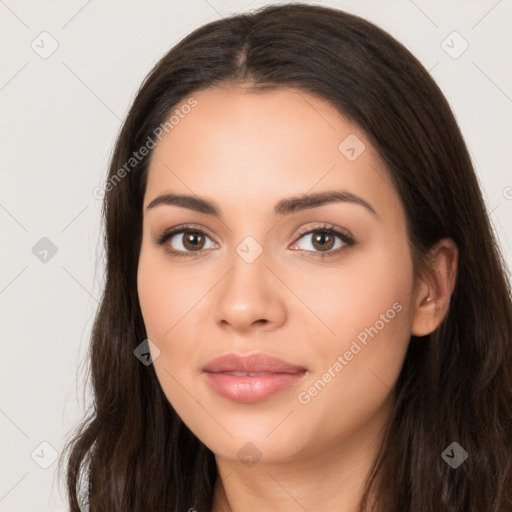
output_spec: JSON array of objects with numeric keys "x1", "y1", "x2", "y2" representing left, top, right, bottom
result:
[{"x1": 145, "y1": 189, "x2": 377, "y2": 217}]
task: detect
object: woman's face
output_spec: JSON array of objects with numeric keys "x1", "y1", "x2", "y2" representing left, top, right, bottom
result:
[{"x1": 137, "y1": 86, "x2": 418, "y2": 465}]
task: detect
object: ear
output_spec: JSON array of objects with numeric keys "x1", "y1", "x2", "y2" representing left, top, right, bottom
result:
[{"x1": 411, "y1": 238, "x2": 458, "y2": 337}]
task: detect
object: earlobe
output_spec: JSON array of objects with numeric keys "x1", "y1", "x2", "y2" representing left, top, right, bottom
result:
[
  {"x1": 411, "y1": 238, "x2": 458, "y2": 337},
  {"x1": 411, "y1": 286, "x2": 439, "y2": 337}
]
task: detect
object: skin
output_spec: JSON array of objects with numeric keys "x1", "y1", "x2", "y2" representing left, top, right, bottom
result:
[{"x1": 137, "y1": 86, "x2": 458, "y2": 512}]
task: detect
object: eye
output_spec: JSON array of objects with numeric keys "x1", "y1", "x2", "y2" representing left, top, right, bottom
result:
[
  {"x1": 290, "y1": 224, "x2": 356, "y2": 258},
  {"x1": 154, "y1": 223, "x2": 356, "y2": 259},
  {"x1": 154, "y1": 224, "x2": 217, "y2": 257}
]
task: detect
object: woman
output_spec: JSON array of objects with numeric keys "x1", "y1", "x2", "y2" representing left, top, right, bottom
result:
[{"x1": 60, "y1": 3, "x2": 512, "y2": 511}]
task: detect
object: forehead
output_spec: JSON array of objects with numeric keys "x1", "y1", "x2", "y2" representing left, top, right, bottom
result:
[
  {"x1": 152, "y1": 86, "x2": 368, "y2": 156},
  {"x1": 144, "y1": 86, "x2": 403, "y2": 223}
]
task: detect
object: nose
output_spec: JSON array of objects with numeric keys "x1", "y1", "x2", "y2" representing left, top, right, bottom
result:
[{"x1": 213, "y1": 246, "x2": 287, "y2": 333}]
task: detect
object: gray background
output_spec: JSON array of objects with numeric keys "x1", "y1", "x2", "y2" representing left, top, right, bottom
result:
[{"x1": 1, "y1": 1, "x2": 511, "y2": 510}]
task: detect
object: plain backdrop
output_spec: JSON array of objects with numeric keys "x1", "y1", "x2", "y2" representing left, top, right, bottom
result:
[{"x1": 1, "y1": 1, "x2": 511, "y2": 510}]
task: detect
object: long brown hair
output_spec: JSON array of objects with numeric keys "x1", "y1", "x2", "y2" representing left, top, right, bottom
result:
[{"x1": 59, "y1": 3, "x2": 512, "y2": 510}]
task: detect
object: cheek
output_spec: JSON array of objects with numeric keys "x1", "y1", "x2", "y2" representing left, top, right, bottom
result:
[
  {"x1": 137, "y1": 247, "x2": 203, "y2": 340},
  {"x1": 296, "y1": 237, "x2": 414, "y2": 404},
  {"x1": 290, "y1": 281, "x2": 412, "y2": 447},
  {"x1": 301, "y1": 240, "x2": 414, "y2": 347},
  {"x1": 137, "y1": 249, "x2": 211, "y2": 408}
]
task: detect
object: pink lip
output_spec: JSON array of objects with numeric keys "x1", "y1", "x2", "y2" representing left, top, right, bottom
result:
[{"x1": 202, "y1": 353, "x2": 307, "y2": 404}]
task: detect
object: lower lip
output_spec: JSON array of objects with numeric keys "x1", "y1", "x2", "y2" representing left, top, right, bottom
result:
[{"x1": 204, "y1": 371, "x2": 306, "y2": 404}]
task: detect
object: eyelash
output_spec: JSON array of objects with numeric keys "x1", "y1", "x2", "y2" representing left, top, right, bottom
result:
[{"x1": 154, "y1": 223, "x2": 356, "y2": 260}]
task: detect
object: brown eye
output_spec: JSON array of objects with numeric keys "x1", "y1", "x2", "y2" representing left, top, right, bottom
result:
[
  {"x1": 290, "y1": 225, "x2": 356, "y2": 259},
  {"x1": 155, "y1": 226, "x2": 218, "y2": 257},
  {"x1": 311, "y1": 231, "x2": 335, "y2": 251},
  {"x1": 294, "y1": 228, "x2": 346, "y2": 253},
  {"x1": 181, "y1": 231, "x2": 206, "y2": 251}
]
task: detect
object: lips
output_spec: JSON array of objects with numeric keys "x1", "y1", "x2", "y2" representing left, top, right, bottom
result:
[
  {"x1": 203, "y1": 353, "x2": 307, "y2": 374},
  {"x1": 202, "y1": 353, "x2": 307, "y2": 404}
]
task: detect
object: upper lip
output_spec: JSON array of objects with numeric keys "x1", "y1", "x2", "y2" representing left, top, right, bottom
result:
[{"x1": 203, "y1": 353, "x2": 306, "y2": 373}]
